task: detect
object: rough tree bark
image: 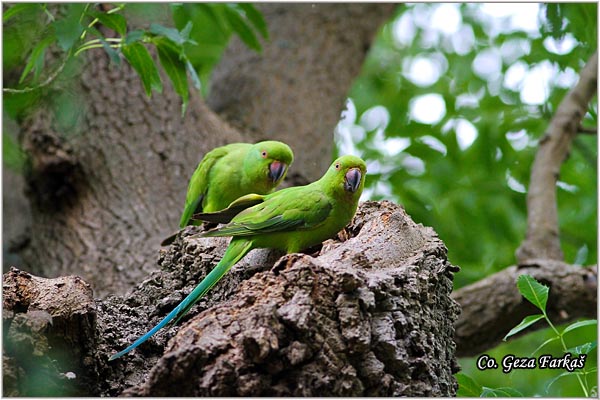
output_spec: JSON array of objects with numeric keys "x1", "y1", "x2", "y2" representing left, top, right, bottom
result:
[
  {"x1": 2, "y1": 167, "x2": 31, "y2": 269},
  {"x1": 3, "y1": 201, "x2": 460, "y2": 396},
  {"x1": 9, "y1": 4, "x2": 394, "y2": 297},
  {"x1": 3, "y1": 268, "x2": 97, "y2": 396}
]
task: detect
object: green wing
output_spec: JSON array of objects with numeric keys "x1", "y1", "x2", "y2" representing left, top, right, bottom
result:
[
  {"x1": 192, "y1": 193, "x2": 266, "y2": 224},
  {"x1": 202, "y1": 187, "x2": 332, "y2": 237},
  {"x1": 179, "y1": 146, "x2": 231, "y2": 228}
]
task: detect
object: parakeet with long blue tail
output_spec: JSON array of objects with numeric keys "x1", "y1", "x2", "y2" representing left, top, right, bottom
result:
[
  {"x1": 161, "y1": 141, "x2": 294, "y2": 245},
  {"x1": 110, "y1": 155, "x2": 366, "y2": 360}
]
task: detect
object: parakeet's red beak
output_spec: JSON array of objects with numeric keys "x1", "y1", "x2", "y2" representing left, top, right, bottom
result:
[
  {"x1": 269, "y1": 161, "x2": 286, "y2": 183},
  {"x1": 344, "y1": 168, "x2": 362, "y2": 193}
]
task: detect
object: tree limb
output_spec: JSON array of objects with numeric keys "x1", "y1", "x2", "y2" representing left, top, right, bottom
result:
[
  {"x1": 453, "y1": 260, "x2": 597, "y2": 357},
  {"x1": 577, "y1": 125, "x2": 597, "y2": 135},
  {"x1": 516, "y1": 51, "x2": 598, "y2": 263}
]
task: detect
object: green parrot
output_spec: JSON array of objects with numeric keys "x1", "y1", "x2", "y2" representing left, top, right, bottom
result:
[
  {"x1": 161, "y1": 141, "x2": 294, "y2": 245},
  {"x1": 109, "y1": 155, "x2": 366, "y2": 360}
]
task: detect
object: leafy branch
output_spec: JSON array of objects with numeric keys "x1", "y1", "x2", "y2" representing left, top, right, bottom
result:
[
  {"x1": 503, "y1": 275, "x2": 596, "y2": 396},
  {"x1": 3, "y1": 3, "x2": 269, "y2": 115},
  {"x1": 458, "y1": 274, "x2": 597, "y2": 397}
]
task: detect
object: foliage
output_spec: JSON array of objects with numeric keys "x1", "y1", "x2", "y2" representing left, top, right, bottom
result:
[
  {"x1": 458, "y1": 275, "x2": 597, "y2": 397},
  {"x1": 3, "y1": 3, "x2": 268, "y2": 170},
  {"x1": 3, "y1": 132, "x2": 26, "y2": 171},
  {"x1": 3, "y1": 3, "x2": 266, "y2": 112},
  {"x1": 335, "y1": 3, "x2": 597, "y2": 288}
]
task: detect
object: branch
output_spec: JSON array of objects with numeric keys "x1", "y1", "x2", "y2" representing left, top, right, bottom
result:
[
  {"x1": 3, "y1": 55, "x2": 70, "y2": 94},
  {"x1": 578, "y1": 125, "x2": 597, "y2": 135},
  {"x1": 516, "y1": 51, "x2": 598, "y2": 263},
  {"x1": 453, "y1": 260, "x2": 597, "y2": 357}
]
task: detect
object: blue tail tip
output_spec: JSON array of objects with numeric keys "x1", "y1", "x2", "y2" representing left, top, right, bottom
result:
[{"x1": 108, "y1": 352, "x2": 123, "y2": 361}]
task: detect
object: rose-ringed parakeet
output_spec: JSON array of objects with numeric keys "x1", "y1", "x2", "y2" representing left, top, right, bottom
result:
[
  {"x1": 110, "y1": 155, "x2": 366, "y2": 360},
  {"x1": 161, "y1": 141, "x2": 294, "y2": 245}
]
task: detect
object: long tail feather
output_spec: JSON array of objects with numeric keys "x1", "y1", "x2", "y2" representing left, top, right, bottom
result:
[
  {"x1": 109, "y1": 239, "x2": 253, "y2": 360},
  {"x1": 160, "y1": 230, "x2": 179, "y2": 246},
  {"x1": 192, "y1": 193, "x2": 265, "y2": 224}
]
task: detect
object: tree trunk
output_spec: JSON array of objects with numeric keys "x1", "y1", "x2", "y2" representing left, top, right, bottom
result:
[
  {"x1": 3, "y1": 201, "x2": 460, "y2": 396},
  {"x1": 9, "y1": 4, "x2": 394, "y2": 297}
]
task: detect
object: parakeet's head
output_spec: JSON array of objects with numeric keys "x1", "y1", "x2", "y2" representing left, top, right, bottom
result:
[
  {"x1": 246, "y1": 140, "x2": 294, "y2": 188},
  {"x1": 324, "y1": 155, "x2": 367, "y2": 199}
]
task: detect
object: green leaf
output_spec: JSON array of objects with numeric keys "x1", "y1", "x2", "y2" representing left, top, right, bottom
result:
[
  {"x1": 53, "y1": 3, "x2": 86, "y2": 51},
  {"x1": 122, "y1": 42, "x2": 162, "y2": 97},
  {"x1": 186, "y1": 3, "x2": 231, "y2": 37},
  {"x1": 3, "y1": 3, "x2": 42, "y2": 22},
  {"x1": 186, "y1": 60, "x2": 201, "y2": 90},
  {"x1": 455, "y1": 373, "x2": 482, "y2": 397},
  {"x1": 87, "y1": 10, "x2": 127, "y2": 36},
  {"x1": 86, "y1": 26, "x2": 120, "y2": 66},
  {"x1": 102, "y1": 40, "x2": 121, "y2": 65},
  {"x1": 150, "y1": 23, "x2": 183, "y2": 44},
  {"x1": 544, "y1": 4, "x2": 564, "y2": 40},
  {"x1": 565, "y1": 341, "x2": 597, "y2": 356},
  {"x1": 223, "y1": 6, "x2": 262, "y2": 51},
  {"x1": 531, "y1": 336, "x2": 559, "y2": 356},
  {"x1": 562, "y1": 319, "x2": 597, "y2": 335},
  {"x1": 237, "y1": 4, "x2": 269, "y2": 39},
  {"x1": 583, "y1": 367, "x2": 597, "y2": 375},
  {"x1": 482, "y1": 387, "x2": 524, "y2": 397},
  {"x1": 125, "y1": 30, "x2": 145, "y2": 45},
  {"x1": 180, "y1": 21, "x2": 193, "y2": 42},
  {"x1": 516, "y1": 274, "x2": 549, "y2": 313},
  {"x1": 503, "y1": 314, "x2": 545, "y2": 341},
  {"x1": 155, "y1": 38, "x2": 189, "y2": 115},
  {"x1": 546, "y1": 370, "x2": 582, "y2": 393},
  {"x1": 150, "y1": 23, "x2": 196, "y2": 46},
  {"x1": 19, "y1": 34, "x2": 55, "y2": 84}
]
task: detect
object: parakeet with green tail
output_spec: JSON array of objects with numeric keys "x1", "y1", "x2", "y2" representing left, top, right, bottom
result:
[
  {"x1": 161, "y1": 141, "x2": 294, "y2": 245},
  {"x1": 110, "y1": 155, "x2": 366, "y2": 360}
]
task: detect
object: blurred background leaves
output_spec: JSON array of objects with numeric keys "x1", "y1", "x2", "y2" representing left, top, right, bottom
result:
[
  {"x1": 335, "y1": 3, "x2": 597, "y2": 288},
  {"x1": 333, "y1": 4, "x2": 596, "y2": 396},
  {"x1": 3, "y1": 2, "x2": 597, "y2": 397}
]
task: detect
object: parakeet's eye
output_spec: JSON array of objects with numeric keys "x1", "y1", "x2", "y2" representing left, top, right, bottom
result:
[
  {"x1": 335, "y1": 163, "x2": 341, "y2": 170},
  {"x1": 261, "y1": 150, "x2": 268, "y2": 158}
]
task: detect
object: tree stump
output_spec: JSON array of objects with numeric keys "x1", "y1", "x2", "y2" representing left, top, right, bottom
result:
[
  {"x1": 100, "y1": 201, "x2": 460, "y2": 395},
  {"x1": 2, "y1": 268, "x2": 97, "y2": 396},
  {"x1": 4, "y1": 201, "x2": 460, "y2": 396}
]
